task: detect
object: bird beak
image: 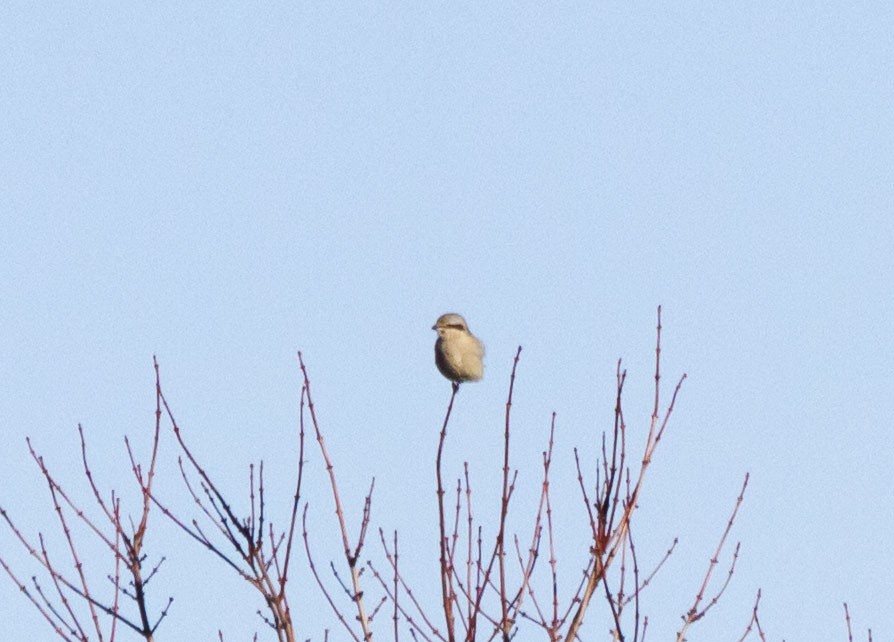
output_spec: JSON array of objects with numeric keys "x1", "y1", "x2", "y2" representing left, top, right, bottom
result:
[{"x1": 431, "y1": 324, "x2": 437, "y2": 330}]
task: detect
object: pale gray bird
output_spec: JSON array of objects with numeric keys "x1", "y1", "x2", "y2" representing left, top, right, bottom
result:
[{"x1": 432, "y1": 313, "x2": 484, "y2": 389}]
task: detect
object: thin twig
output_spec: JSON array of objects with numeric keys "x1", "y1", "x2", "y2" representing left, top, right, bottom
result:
[
  {"x1": 436, "y1": 383, "x2": 459, "y2": 642},
  {"x1": 676, "y1": 472, "x2": 750, "y2": 641},
  {"x1": 298, "y1": 351, "x2": 373, "y2": 641}
]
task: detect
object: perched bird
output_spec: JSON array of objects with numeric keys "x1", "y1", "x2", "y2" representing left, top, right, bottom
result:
[{"x1": 432, "y1": 313, "x2": 484, "y2": 389}]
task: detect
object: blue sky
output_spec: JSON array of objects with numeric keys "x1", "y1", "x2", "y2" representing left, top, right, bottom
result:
[{"x1": 1, "y1": 3, "x2": 892, "y2": 640}]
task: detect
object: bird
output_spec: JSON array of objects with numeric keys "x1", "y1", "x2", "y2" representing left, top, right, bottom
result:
[{"x1": 432, "y1": 313, "x2": 484, "y2": 391}]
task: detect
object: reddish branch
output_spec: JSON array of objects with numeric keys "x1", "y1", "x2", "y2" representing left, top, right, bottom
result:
[
  {"x1": 495, "y1": 346, "x2": 523, "y2": 641},
  {"x1": 379, "y1": 307, "x2": 727, "y2": 641},
  {"x1": 370, "y1": 528, "x2": 442, "y2": 641},
  {"x1": 0, "y1": 358, "x2": 171, "y2": 641},
  {"x1": 566, "y1": 307, "x2": 688, "y2": 641},
  {"x1": 298, "y1": 351, "x2": 374, "y2": 641},
  {"x1": 151, "y1": 357, "x2": 301, "y2": 642},
  {"x1": 736, "y1": 590, "x2": 766, "y2": 642},
  {"x1": 2, "y1": 309, "x2": 758, "y2": 642},
  {"x1": 676, "y1": 472, "x2": 750, "y2": 641},
  {"x1": 436, "y1": 383, "x2": 460, "y2": 642}
]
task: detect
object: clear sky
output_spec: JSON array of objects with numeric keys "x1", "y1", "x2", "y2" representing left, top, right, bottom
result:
[{"x1": 1, "y1": 3, "x2": 891, "y2": 641}]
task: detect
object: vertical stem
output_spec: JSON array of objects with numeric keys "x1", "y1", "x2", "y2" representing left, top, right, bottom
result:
[
  {"x1": 497, "y1": 347, "x2": 522, "y2": 639},
  {"x1": 436, "y1": 385, "x2": 459, "y2": 642}
]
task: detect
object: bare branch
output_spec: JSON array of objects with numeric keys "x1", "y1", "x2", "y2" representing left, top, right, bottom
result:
[
  {"x1": 298, "y1": 351, "x2": 373, "y2": 641},
  {"x1": 676, "y1": 472, "x2": 750, "y2": 641},
  {"x1": 736, "y1": 590, "x2": 766, "y2": 642},
  {"x1": 435, "y1": 382, "x2": 460, "y2": 642}
]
